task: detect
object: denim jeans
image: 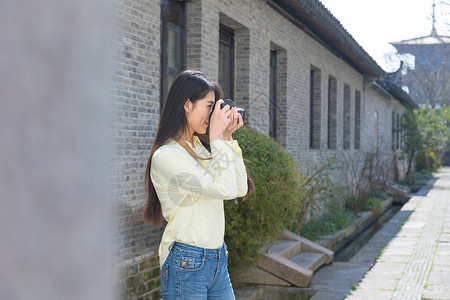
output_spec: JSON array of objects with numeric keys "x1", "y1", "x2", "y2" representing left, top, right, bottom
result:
[{"x1": 160, "y1": 241, "x2": 235, "y2": 300}]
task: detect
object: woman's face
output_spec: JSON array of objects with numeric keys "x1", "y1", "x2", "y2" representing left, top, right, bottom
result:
[{"x1": 185, "y1": 90, "x2": 215, "y2": 135}]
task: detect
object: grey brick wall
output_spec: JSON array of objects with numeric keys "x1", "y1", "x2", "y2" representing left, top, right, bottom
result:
[
  {"x1": 363, "y1": 87, "x2": 397, "y2": 155},
  {"x1": 112, "y1": 0, "x2": 162, "y2": 257},
  {"x1": 114, "y1": 249, "x2": 161, "y2": 300},
  {"x1": 112, "y1": 0, "x2": 163, "y2": 298}
]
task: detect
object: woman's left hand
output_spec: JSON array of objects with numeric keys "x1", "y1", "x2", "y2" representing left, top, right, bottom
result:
[{"x1": 223, "y1": 108, "x2": 243, "y2": 141}]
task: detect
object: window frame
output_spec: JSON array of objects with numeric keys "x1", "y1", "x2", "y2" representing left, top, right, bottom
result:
[
  {"x1": 269, "y1": 50, "x2": 278, "y2": 139},
  {"x1": 218, "y1": 25, "x2": 235, "y2": 100},
  {"x1": 160, "y1": 0, "x2": 186, "y2": 111}
]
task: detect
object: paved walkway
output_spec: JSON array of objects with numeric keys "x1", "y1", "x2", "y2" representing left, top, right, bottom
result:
[{"x1": 347, "y1": 167, "x2": 450, "y2": 300}]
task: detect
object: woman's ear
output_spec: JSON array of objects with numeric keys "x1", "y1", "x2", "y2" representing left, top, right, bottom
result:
[{"x1": 184, "y1": 99, "x2": 193, "y2": 113}]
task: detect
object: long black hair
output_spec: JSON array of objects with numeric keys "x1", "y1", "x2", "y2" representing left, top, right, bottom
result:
[{"x1": 143, "y1": 70, "x2": 215, "y2": 225}]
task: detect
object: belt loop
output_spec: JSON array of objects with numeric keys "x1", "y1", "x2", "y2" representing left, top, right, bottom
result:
[{"x1": 168, "y1": 241, "x2": 176, "y2": 252}]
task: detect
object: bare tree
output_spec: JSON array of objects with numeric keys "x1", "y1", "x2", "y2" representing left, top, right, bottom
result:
[
  {"x1": 387, "y1": 1, "x2": 450, "y2": 108},
  {"x1": 405, "y1": 44, "x2": 450, "y2": 108}
]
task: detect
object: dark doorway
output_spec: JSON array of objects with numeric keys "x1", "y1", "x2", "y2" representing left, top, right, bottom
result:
[{"x1": 443, "y1": 151, "x2": 450, "y2": 166}]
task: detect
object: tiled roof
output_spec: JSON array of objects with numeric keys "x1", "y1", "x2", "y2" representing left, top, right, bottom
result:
[
  {"x1": 269, "y1": 0, "x2": 418, "y2": 107},
  {"x1": 375, "y1": 78, "x2": 418, "y2": 109},
  {"x1": 270, "y1": 0, "x2": 384, "y2": 77}
]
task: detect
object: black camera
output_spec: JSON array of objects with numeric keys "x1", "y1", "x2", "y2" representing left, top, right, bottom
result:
[{"x1": 217, "y1": 99, "x2": 245, "y2": 124}]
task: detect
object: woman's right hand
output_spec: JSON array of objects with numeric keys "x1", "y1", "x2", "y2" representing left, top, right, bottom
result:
[{"x1": 209, "y1": 99, "x2": 232, "y2": 141}]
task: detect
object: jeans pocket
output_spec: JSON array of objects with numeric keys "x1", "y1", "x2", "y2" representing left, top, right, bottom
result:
[
  {"x1": 160, "y1": 262, "x2": 169, "y2": 294},
  {"x1": 178, "y1": 253, "x2": 204, "y2": 272}
]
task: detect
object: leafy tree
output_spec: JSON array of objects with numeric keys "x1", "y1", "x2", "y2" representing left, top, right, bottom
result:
[
  {"x1": 401, "y1": 103, "x2": 450, "y2": 174},
  {"x1": 437, "y1": 104, "x2": 450, "y2": 161},
  {"x1": 417, "y1": 103, "x2": 449, "y2": 164},
  {"x1": 400, "y1": 109, "x2": 422, "y2": 176}
]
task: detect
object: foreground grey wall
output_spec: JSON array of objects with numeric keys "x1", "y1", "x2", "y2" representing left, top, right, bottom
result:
[{"x1": 0, "y1": 0, "x2": 113, "y2": 299}]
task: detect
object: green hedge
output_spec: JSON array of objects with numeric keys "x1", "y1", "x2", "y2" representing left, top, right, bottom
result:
[
  {"x1": 224, "y1": 126, "x2": 305, "y2": 275},
  {"x1": 299, "y1": 209, "x2": 356, "y2": 241},
  {"x1": 345, "y1": 195, "x2": 384, "y2": 215}
]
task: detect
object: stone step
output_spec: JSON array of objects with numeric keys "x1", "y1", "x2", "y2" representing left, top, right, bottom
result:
[
  {"x1": 257, "y1": 252, "x2": 314, "y2": 287},
  {"x1": 290, "y1": 252, "x2": 327, "y2": 272},
  {"x1": 281, "y1": 230, "x2": 334, "y2": 264},
  {"x1": 267, "y1": 239, "x2": 303, "y2": 259},
  {"x1": 236, "y1": 231, "x2": 334, "y2": 288},
  {"x1": 233, "y1": 266, "x2": 291, "y2": 286},
  {"x1": 234, "y1": 284, "x2": 264, "y2": 300}
]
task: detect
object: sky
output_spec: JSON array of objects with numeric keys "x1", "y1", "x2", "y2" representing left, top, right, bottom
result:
[{"x1": 319, "y1": 0, "x2": 450, "y2": 72}]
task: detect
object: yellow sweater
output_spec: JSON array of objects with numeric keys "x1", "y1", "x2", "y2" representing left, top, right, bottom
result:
[{"x1": 150, "y1": 135, "x2": 248, "y2": 268}]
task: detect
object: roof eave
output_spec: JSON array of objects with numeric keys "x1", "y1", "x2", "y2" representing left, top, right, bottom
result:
[
  {"x1": 371, "y1": 82, "x2": 392, "y2": 100},
  {"x1": 375, "y1": 79, "x2": 419, "y2": 109}
]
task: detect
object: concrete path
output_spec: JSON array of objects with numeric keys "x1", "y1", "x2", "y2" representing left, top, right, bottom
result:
[{"x1": 347, "y1": 167, "x2": 450, "y2": 300}]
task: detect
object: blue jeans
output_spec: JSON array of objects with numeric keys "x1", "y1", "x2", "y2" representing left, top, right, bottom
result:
[{"x1": 160, "y1": 242, "x2": 235, "y2": 300}]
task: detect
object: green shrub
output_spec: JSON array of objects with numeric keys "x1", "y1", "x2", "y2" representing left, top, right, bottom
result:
[
  {"x1": 345, "y1": 196, "x2": 366, "y2": 213},
  {"x1": 369, "y1": 189, "x2": 391, "y2": 200},
  {"x1": 413, "y1": 170, "x2": 435, "y2": 185},
  {"x1": 416, "y1": 151, "x2": 427, "y2": 171},
  {"x1": 298, "y1": 208, "x2": 356, "y2": 241},
  {"x1": 400, "y1": 170, "x2": 435, "y2": 186},
  {"x1": 363, "y1": 197, "x2": 383, "y2": 215},
  {"x1": 224, "y1": 126, "x2": 306, "y2": 274},
  {"x1": 346, "y1": 195, "x2": 383, "y2": 214}
]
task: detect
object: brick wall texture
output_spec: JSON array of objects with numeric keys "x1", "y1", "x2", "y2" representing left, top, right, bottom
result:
[{"x1": 111, "y1": 0, "x2": 410, "y2": 298}]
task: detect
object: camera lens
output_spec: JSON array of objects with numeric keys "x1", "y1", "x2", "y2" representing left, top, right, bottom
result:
[{"x1": 236, "y1": 108, "x2": 245, "y2": 123}]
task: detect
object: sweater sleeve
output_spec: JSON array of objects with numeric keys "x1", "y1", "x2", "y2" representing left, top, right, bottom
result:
[
  {"x1": 228, "y1": 140, "x2": 248, "y2": 197},
  {"x1": 151, "y1": 140, "x2": 239, "y2": 200}
]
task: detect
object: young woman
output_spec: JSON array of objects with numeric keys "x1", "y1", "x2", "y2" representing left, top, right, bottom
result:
[{"x1": 143, "y1": 70, "x2": 251, "y2": 299}]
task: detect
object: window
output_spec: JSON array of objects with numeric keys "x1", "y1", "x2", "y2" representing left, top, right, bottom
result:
[
  {"x1": 392, "y1": 111, "x2": 400, "y2": 150},
  {"x1": 375, "y1": 111, "x2": 379, "y2": 153},
  {"x1": 310, "y1": 67, "x2": 321, "y2": 149},
  {"x1": 328, "y1": 76, "x2": 337, "y2": 149},
  {"x1": 396, "y1": 113, "x2": 400, "y2": 150},
  {"x1": 269, "y1": 44, "x2": 287, "y2": 147},
  {"x1": 219, "y1": 25, "x2": 234, "y2": 99},
  {"x1": 400, "y1": 115, "x2": 404, "y2": 149},
  {"x1": 160, "y1": 0, "x2": 186, "y2": 110},
  {"x1": 343, "y1": 84, "x2": 351, "y2": 150},
  {"x1": 392, "y1": 111, "x2": 395, "y2": 150},
  {"x1": 354, "y1": 91, "x2": 361, "y2": 150},
  {"x1": 269, "y1": 50, "x2": 277, "y2": 139}
]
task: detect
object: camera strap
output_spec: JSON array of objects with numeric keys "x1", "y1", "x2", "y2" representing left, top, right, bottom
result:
[{"x1": 175, "y1": 138, "x2": 212, "y2": 161}]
